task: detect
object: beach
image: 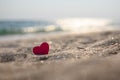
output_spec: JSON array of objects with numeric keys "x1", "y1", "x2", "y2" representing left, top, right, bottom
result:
[{"x1": 0, "y1": 31, "x2": 120, "y2": 80}]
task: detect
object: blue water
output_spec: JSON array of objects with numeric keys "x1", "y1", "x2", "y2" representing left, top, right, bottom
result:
[
  {"x1": 0, "y1": 18, "x2": 120, "y2": 35},
  {"x1": 0, "y1": 20, "x2": 62, "y2": 35}
]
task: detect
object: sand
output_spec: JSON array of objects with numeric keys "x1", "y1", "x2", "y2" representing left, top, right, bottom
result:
[{"x1": 0, "y1": 31, "x2": 120, "y2": 80}]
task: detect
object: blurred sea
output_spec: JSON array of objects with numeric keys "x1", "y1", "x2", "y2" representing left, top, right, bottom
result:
[{"x1": 0, "y1": 18, "x2": 120, "y2": 36}]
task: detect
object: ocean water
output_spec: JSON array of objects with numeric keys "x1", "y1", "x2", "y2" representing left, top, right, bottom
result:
[
  {"x1": 0, "y1": 18, "x2": 120, "y2": 36},
  {"x1": 0, "y1": 20, "x2": 61, "y2": 35}
]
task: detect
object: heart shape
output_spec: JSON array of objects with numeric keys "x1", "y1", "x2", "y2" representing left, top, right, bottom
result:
[{"x1": 33, "y1": 42, "x2": 49, "y2": 55}]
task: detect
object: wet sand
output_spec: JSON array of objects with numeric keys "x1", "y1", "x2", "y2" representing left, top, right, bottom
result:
[{"x1": 0, "y1": 31, "x2": 120, "y2": 80}]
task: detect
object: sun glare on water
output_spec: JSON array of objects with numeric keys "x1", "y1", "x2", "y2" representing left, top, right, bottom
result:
[{"x1": 56, "y1": 18, "x2": 114, "y2": 33}]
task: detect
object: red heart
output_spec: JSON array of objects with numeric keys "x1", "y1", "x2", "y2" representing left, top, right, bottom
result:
[{"x1": 33, "y1": 42, "x2": 49, "y2": 55}]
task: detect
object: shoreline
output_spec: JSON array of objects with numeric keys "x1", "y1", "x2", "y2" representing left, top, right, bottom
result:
[
  {"x1": 0, "y1": 31, "x2": 69, "y2": 42},
  {"x1": 0, "y1": 30, "x2": 119, "y2": 41}
]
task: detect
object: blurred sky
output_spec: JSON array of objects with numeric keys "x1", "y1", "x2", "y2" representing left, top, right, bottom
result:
[{"x1": 0, "y1": 0, "x2": 120, "y2": 20}]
